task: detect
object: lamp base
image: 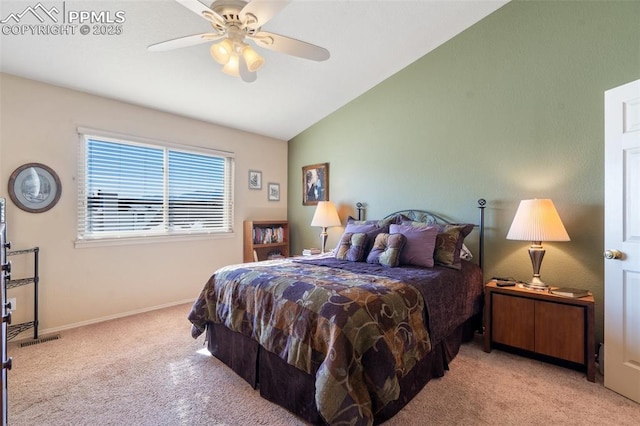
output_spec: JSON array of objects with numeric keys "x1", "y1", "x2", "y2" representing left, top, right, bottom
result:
[
  {"x1": 319, "y1": 228, "x2": 328, "y2": 254},
  {"x1": 522, "y1": 282, "x2": 550, "y2": 291},
  {"x1": 523, "y1": 243, "x2": 549, "y2": 291},
  {"x1": 522, "y1": 276, "x2": 549, "y2": 291}
]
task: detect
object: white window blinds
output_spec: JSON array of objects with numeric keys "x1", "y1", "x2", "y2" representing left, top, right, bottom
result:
[{"x1": 77, "y1": 131, "x2": 234, "y2": 241}]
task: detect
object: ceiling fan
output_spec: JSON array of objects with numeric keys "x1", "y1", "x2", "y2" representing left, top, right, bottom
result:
[{"x1": 149, "y1": 0, "x2": 330, "y2": 82}]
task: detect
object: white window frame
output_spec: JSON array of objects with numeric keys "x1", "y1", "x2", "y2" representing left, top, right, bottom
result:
[{"x1": 75, "y1": 128, "x2": 234, "y2": 247}]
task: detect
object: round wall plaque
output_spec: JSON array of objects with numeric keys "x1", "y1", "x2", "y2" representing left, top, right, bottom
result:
[{"x1": 8, "y1": 163, "x2": 62, "y2": 213}]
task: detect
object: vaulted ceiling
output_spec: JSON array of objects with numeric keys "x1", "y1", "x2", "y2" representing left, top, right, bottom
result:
[{"x1": 0, "y1": 0, "x2": 509, "y2": 140}]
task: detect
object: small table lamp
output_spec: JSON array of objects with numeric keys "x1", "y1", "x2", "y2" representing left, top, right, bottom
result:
[
  {"x1": 310, "y1": 201, "x2": 341, "y2": 253},
  {"x1": 506, "y1": 199, "x2": 570, "y2": 290}
]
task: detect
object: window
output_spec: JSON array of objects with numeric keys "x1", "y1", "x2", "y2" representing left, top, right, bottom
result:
[{"x1": 77, "y1": 129, "x2": 234, "y2": 243}]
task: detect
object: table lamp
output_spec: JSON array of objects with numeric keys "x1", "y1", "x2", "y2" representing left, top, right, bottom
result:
[
  {"x1": 310, "y1": 201, "x2": 341, "y2": 253},
  {"x1": 506, "y1": 199, "x2": 570, "y2": 290}
]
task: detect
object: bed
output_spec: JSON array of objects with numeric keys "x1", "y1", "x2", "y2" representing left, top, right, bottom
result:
[{"x1": 188, "y1": 200, "x2": 486, "y2": 425}]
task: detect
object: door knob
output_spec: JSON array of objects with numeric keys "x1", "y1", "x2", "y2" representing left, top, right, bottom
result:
[{"x1": 604, "y1": 249, "x2": 623, "y2": 259}]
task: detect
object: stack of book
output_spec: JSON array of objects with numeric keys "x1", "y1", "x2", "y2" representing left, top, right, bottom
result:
[
  {"x1": 267, "y1": 250, "x2": 284, "y2": 260},
  {"x1": 550, "y1": 287, "x2": 591, "y2": 298},
  {"x1": 302, "y1": 248, "x2": 321, "y2": 256}
]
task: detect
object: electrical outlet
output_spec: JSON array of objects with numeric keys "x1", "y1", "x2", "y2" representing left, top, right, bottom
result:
[{"x1": 8, "y1": 297, "x2": 16, "y2": 311}]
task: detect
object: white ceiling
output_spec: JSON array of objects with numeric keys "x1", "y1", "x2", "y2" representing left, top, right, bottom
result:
[{"x1": 0, "y1": 0, "x2": 509, "y2": 140}]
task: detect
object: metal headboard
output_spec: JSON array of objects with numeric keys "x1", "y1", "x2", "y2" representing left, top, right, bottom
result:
[
  {"x1": 356, "y1": 199, "x2": 486, "y2": 270},
  {"x1": 383, "y1": 209, "x2": 455, "y2": 225}
]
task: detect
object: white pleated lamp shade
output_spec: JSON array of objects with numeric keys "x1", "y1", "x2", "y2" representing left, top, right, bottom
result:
[
  {"x1": 506, "y1": 199, "x2": 570, "y2": 242},
  {"x1": 311, "y1": 201, "x2": 341, "y2": 228}
]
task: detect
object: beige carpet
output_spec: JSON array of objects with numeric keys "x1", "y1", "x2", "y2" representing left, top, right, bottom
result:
[{"x1": 6, "y1": 303, "x2": 640, "y2": 425}]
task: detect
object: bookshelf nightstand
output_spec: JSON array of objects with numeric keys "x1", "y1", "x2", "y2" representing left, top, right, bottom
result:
[{"x1": 483, "y1": 281, "x2": 596, "y2": 382}]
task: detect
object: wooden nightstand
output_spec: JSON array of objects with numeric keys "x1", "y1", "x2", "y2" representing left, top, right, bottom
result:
[{"x1": 483, "y1": 281, "x2": 596, "y2": 382}]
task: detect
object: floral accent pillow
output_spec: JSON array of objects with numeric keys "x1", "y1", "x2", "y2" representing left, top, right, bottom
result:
[
  {"x1": 335, "y1": 232, "x2": 369, "y2": 262},
  {"x1": 403, "y1": 221, "x2": 474, "y2": 270},
  {"x1": 366, "y1": 233, "x2": 406, "y2": 267},
  {"x1": 434, "y1": 224, "x2": 474, "y2": 269},
  {"x1": 334, "y1": 220, "x2": 389, "y2": 255}
]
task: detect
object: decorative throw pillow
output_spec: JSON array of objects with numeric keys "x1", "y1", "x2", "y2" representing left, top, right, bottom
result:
[
  {"x1": 335, "y1": 232, "x2": 368, "y2": 262},
  {"x1": 433, "y1": 223, "x2": 474, "y2": 270},
  {"x1": 389, "y1": 223, "x2": 438, "y2": 268},
  {"x1": 403, "y1": 221, "x2": 474, "y2": 270},
  {"x1": 366, "y1": 233, "x2": 406, "y2": 267},
  {"x1": 335, "y1": 220, "x2": 389, "y2": 255}
]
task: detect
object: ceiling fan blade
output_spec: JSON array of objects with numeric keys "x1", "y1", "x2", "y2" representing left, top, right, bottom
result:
[
  {"x1": 148, "y1": 33, "x2": 223, "y2": 52},
  {"x1": 240, "y1": 0, "x2": 292, "y2": 28},
  {"x1": 176, "y1": 0, "x2": 225, "y2": 26},
  {"x1": 251, "y1": 31, "x2": 330, "y2": 61},
  {"x1": 239, "y1": 55, "x2": 257, "y2": 83}
]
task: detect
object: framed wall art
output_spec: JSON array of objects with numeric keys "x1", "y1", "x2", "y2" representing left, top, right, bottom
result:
[
  {"x1": 8, "y1": 163, "x2": 62, "y2": 213},
  {"x1": 302, "y1": 162, "x2": 329, "y2": 206},
  {"x1": 249, "y1": 170, "x2": 262, "y2": 190},
  {"x1": 268, "y1": 183, "x2": 280, "y2": 201}
]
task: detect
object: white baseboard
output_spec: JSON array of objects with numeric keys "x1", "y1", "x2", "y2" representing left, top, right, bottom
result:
[{"x1": 36, "y1": 299, "x2": 194, "y2": 337}]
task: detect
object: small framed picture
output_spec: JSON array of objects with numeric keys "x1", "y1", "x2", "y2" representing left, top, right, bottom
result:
[
  {"x1": 249, "y1": 170, "x2": 262, "y2": 190},
  {"x1": 268, "y1": 183, "x2": 280, "y2": 201},
  {"x1": 302, "y1": 162, "x2": 329, "y2": 206}
]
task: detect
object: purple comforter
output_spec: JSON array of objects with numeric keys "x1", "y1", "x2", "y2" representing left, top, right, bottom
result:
[
  {"x1": 188, "y1": 256, "x2": 482, "y2": 425},
  {"x1": 296, "y1": 256, "x2": 484, "y2": 345}
]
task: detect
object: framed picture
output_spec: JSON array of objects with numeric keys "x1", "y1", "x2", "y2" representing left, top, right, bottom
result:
[
  {"x1": 8, "y1": 163, "x2": 62, "y2": 213},
  {"x1": 249, "y1": 170, "x2": 262, "y2": 190},
  {"x1": 268, "y1": 183, "x2": 280, "y2": 201},
  {"x1": 302, "y1": 162, "x2": 329, "y2": 206}
]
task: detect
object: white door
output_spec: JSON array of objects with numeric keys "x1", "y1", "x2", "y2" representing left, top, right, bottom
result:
[{"x1": 604, "y1": 79, "x2": 640, "y2": 402}]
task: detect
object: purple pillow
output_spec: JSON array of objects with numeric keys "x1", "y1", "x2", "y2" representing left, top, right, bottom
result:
[
  {"x1": 389, "y1": 223, "x2": 438, "y2": 268},
  {"x1": 334, "y1": 221, "x2": 389, "y2": 254},
  {"x1": 366, "y1": 233, "x2": 406, "y2": 267},
  {"x1": 335, "y1": 232, "x2": 368, "y2": 262},
  {"x1": 403, "y1": 221, "x2": 474, "y2": 270}
]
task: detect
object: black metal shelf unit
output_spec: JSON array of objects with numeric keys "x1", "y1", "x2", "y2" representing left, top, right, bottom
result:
[{"x1": 5, "y1": 247, "x2": 39, "y2": 341}]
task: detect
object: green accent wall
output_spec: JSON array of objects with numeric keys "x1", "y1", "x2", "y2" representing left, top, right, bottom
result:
[{"x1": 288, "y1": 0, "x2": 640, "y2": 344}]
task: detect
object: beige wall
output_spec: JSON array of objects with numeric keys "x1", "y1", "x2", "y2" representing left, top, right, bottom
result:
[
  {"x1": 0, "y1": 73, "x2": 288, "y2": 334},
  {"x1": 288, "y1": 0, "x2": 640, "y2": 344}
]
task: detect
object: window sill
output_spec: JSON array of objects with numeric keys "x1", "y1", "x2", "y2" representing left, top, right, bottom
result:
[{"x1": 74, "y1": 231, "x2": 235, "y2": 249}]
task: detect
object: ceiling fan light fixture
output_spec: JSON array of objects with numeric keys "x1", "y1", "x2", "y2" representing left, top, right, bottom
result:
[
  {"x1": 222, "y1": 53, "x2": 240, "y2": 77},
  {"x1": 242, "y1": 45, "x2": 264, "y2": 72},
  {"x1": 150, "y1": 0, "x2": 331, "y2": 82},
  {"x1": 210, "y1": 38, "x2": 234, "y2": 64}
]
